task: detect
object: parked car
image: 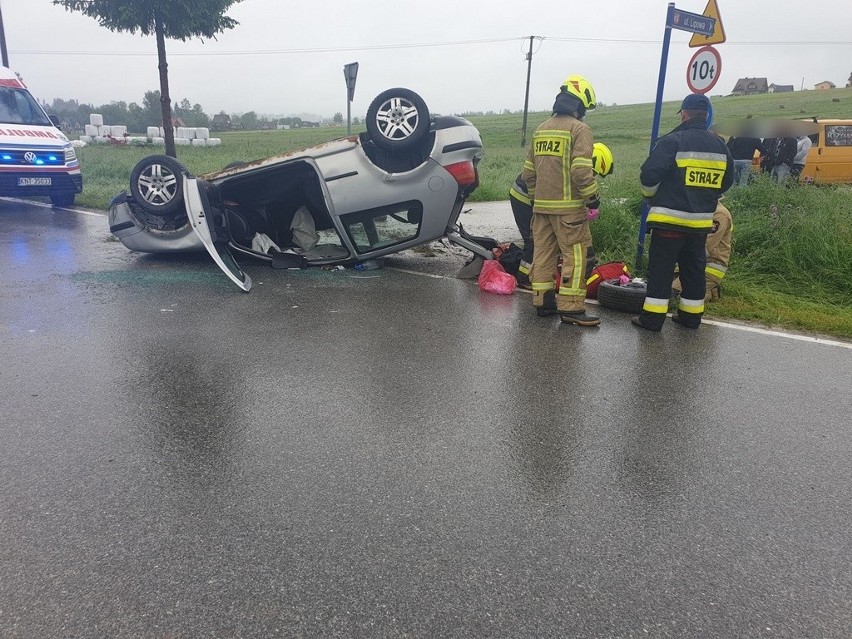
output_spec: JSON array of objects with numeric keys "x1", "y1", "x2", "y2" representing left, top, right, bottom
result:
[{"x1": 108, "y1": 88, "x2": 489, "y2": 291}]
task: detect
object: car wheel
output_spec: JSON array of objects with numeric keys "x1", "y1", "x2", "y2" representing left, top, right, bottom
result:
[
  {"x1": 597, "y1": 278, "x2": 647, "y2": 313},
  {"x1": 50, "y1": 192, "x2": 75, "y2": 207},
  {"x1": 130, "y1": 154, "x2": 187, "y2": 216},
  {"x1": 366, "y1": 88, "x2": 430, "y2": 151}
]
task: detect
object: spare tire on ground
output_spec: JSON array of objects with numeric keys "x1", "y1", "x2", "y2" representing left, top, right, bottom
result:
[{"x1": 597, "y1": 278, "x2": 647, "y2": 313}]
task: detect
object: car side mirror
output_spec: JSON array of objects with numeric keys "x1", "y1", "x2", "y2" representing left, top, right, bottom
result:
[{"x1": 48, "y1": 114, "x2": 61, "y2": 128}]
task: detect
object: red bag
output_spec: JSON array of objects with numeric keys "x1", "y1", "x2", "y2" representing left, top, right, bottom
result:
[
  {"x1": 478, "y1": 259, "x2": 517, "y2": 295},
  {"x1": 586, "y1": 261, "x2": 630, "y2": 299}
]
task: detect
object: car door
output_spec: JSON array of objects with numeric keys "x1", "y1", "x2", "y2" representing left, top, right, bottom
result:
[
  {"x1": 183, "y1": 176, "x2": 253, "y2": 292},
  {"x1": 813, "y1": 123, "x2": 852, "y2": 183}
]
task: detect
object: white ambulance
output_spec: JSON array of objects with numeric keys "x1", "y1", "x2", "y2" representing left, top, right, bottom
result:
[{"x1": 0, "y1": 67, "x2": 82, "y2": 206}]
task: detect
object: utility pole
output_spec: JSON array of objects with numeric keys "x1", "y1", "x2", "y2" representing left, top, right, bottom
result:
[
  {"x1": 0, "y1": 1, "x2": 9, "y2": 68},
  {"x1": 520, "y1": 36, "x2": 535, "y2": 148}
]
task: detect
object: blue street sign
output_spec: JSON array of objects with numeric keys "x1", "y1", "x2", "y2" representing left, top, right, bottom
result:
[{"x1": 668, "y1": 8, "x2": 715, "y2": 36}]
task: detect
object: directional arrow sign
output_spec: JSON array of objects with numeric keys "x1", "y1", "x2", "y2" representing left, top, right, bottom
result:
[
  {"x1": 668, "y1": 8, "x2": 716, "y2": 37},
  {"x1": 690, "y1": 0, "x2": 726, "y2": 47}
]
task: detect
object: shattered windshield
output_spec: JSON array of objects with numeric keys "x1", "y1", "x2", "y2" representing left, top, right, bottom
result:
[{"x1": 0, "y1": 87, "x2": 52, "y2": 126}]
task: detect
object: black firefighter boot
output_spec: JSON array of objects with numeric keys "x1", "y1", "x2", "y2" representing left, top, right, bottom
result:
[
  {"x1": 535, "y1": 290, "x2": 559, "y2": 317},
  {"x1": 560, "y1": 310, "x2": 601, "y2": 327}
]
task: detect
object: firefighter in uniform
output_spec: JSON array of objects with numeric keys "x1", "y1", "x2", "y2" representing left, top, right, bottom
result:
[
  {"x1": 510, "y1": 142, "x2": 614, "y2": 289},
  {"x1": 522, "y1": 75, "x2": 602, "y2": 326},
  {"x1": 672, "y1": 199, "x2": 733, "y2": 301},
  {"x1": 633, "y1": 93, "x2": 734, "y2": 331}
]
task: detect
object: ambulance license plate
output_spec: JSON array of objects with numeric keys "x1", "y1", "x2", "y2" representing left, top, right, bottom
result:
[{"x1": 18, "y1": 177, "x2": 52, "y2": 186}]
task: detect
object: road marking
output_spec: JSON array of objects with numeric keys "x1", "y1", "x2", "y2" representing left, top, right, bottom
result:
[
  {"x1": 698, "y1": 318, "x2": 852, "y2": 349},
  {"x1": 390, "y1": 266, "x2": 852, "y2": 350},
  {"x1": 1, "y1": 197, "x2": 104, "y2": 217}
]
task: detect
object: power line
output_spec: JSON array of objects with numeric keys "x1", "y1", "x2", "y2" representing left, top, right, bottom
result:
[
  {"x1": 9, "y1": 36, "x2": 851, "y2": 57},
  {"x1": 9, "y1": 36, "x2": 526, "y2": 57}
]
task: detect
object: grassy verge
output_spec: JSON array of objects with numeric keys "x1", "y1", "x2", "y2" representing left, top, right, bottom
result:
[{"x1": 68, "y1": 89, "x2": 852, "y2": 339}]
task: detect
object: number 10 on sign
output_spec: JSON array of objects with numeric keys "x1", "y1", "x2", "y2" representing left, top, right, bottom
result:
[{"x1": 686, "y1": 46, "x2": 721, "y2": 94}]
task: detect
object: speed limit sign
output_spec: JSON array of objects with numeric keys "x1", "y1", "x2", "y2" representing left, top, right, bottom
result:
[{"x1": 686, "y1": 45, "x2": 721, "y2": 94}]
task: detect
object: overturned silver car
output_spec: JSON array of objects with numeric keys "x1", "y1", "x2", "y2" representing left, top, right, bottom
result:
[{"x1": 108, "y1": 88, "x2": 489, "y2": 291}]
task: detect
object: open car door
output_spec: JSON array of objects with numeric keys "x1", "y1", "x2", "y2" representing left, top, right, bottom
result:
[{"x1": 183, "y1": 176, "x2": 253, "y2": 292}]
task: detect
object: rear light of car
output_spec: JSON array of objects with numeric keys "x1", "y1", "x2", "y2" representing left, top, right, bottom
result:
[{"x1": 443, "y1": 160, "x2": 477, "y2": 186}]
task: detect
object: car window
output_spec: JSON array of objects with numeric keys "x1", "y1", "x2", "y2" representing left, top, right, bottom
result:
[
  {"x1": 0, "y1": 87, "x2": 52, "y2": 126},
  {"x1": 825, "y1": 125, "x2": 852, "y2": 147},
  {"x1": 342, "y1": 201, "x2": 423, "y2": 253}
]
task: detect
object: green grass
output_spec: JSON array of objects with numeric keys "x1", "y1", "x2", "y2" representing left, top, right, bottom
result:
[{"x1": 72, "y1": 88, "x2": 852, "y2": 339}]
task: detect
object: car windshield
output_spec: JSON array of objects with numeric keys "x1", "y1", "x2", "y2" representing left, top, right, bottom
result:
[{"x1": 0, "y1": 87, "x2": 52, "y2": 126}]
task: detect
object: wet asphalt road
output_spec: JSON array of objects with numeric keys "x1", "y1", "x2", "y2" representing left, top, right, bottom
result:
[{"x1": 1, "y1": 199, "x2": 851, "y2": 638}]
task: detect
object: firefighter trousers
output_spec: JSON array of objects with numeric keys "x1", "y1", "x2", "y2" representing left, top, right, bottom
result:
[
  {"x1": 640, "y1": 230, "x2": 706, "y2": 330},
  {"x1": 510, "y1": 196, "x2": 534, "y2": 276},
  {"x1": 530, "y1": 213, "x2": 592, "y2": 313}
]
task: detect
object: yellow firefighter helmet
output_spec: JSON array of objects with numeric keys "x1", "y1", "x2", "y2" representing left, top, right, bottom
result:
[
  {"x1": 561, "y1": 75, "x2": 597, "y2": 110},
  {"x1": 592, "y1": 142, "x2": 614, "y2": 177}
]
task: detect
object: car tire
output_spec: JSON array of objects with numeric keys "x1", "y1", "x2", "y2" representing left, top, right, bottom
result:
[
  {"x1": 50, "y1": 192, "x2": 75, "y2": 207},
  {"x1": 597, "y1": 278, "x2": 647, "y2": 313},
  {"x1": 366, "y1": 88, "x2": 430, "y2": 152},
  {"x1": 130, "y1": 154, "x2": 187, "y2": 216}
]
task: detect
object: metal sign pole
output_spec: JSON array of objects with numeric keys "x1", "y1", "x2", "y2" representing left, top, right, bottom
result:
[
  {"x1": 343, "y1": 62, "x2": 359, "y2": 136},
  {"x1": 636, "y1": 2, "x2": 675, "y2": 274}
]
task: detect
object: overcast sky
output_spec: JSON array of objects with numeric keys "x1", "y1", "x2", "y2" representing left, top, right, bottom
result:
[{"x1": 4, "y1": 0, "x2": 851, "y2": 118}]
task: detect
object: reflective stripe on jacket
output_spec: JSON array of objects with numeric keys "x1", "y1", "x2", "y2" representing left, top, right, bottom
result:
[
  {"x1": 705, "y1": 202, "x2": 733, "y2": 280},
  {"x1": 640, "y1": 118, "x2": 734, "y2": 233},
  {"x1": 509, "y1": 174, "x2": 531, "y2": 206},
  {"x1": 522, "y1": 114, "x2": 597, "y2": 220}
]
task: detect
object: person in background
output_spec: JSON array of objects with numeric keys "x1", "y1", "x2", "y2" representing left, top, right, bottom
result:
[
  {"x1": 791, "y1": 135, "x2": 813, "y2": 179},
  {"x1": 510, "y1": 142, "x2": 614, "y2": 289},
  {"x1": 771, "y1": 136, "x2": 797, "y2": 184},
  {"x1": 672, "y1": 198, "x2": 733, "y2": 302},
  {"x1": 760, "y1": 137, "x2": 778, "y2": 175},
  {"x1": 726, "y1": 136, "x2": 765, "y2": 186},
  {"x1": 633, "y1": 93, "x2": 734, "y2": 332},
  {"x1": 522, "y1": 75, "x2": 601, "y2": 326}
]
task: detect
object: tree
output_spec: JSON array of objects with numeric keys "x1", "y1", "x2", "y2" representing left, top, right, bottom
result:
[
  {"x1": 53, "y1": 0, "x2": 244, "y2": 158},
  {"x1": 240, "y1": 111, "x2": 258, "y2": 130},
  {"x1": 333, "y1": 112, "x2": 343, "y2": 125},
  {"x1": 142, "y1": 90, "x2": 163, "y2": 132}
]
